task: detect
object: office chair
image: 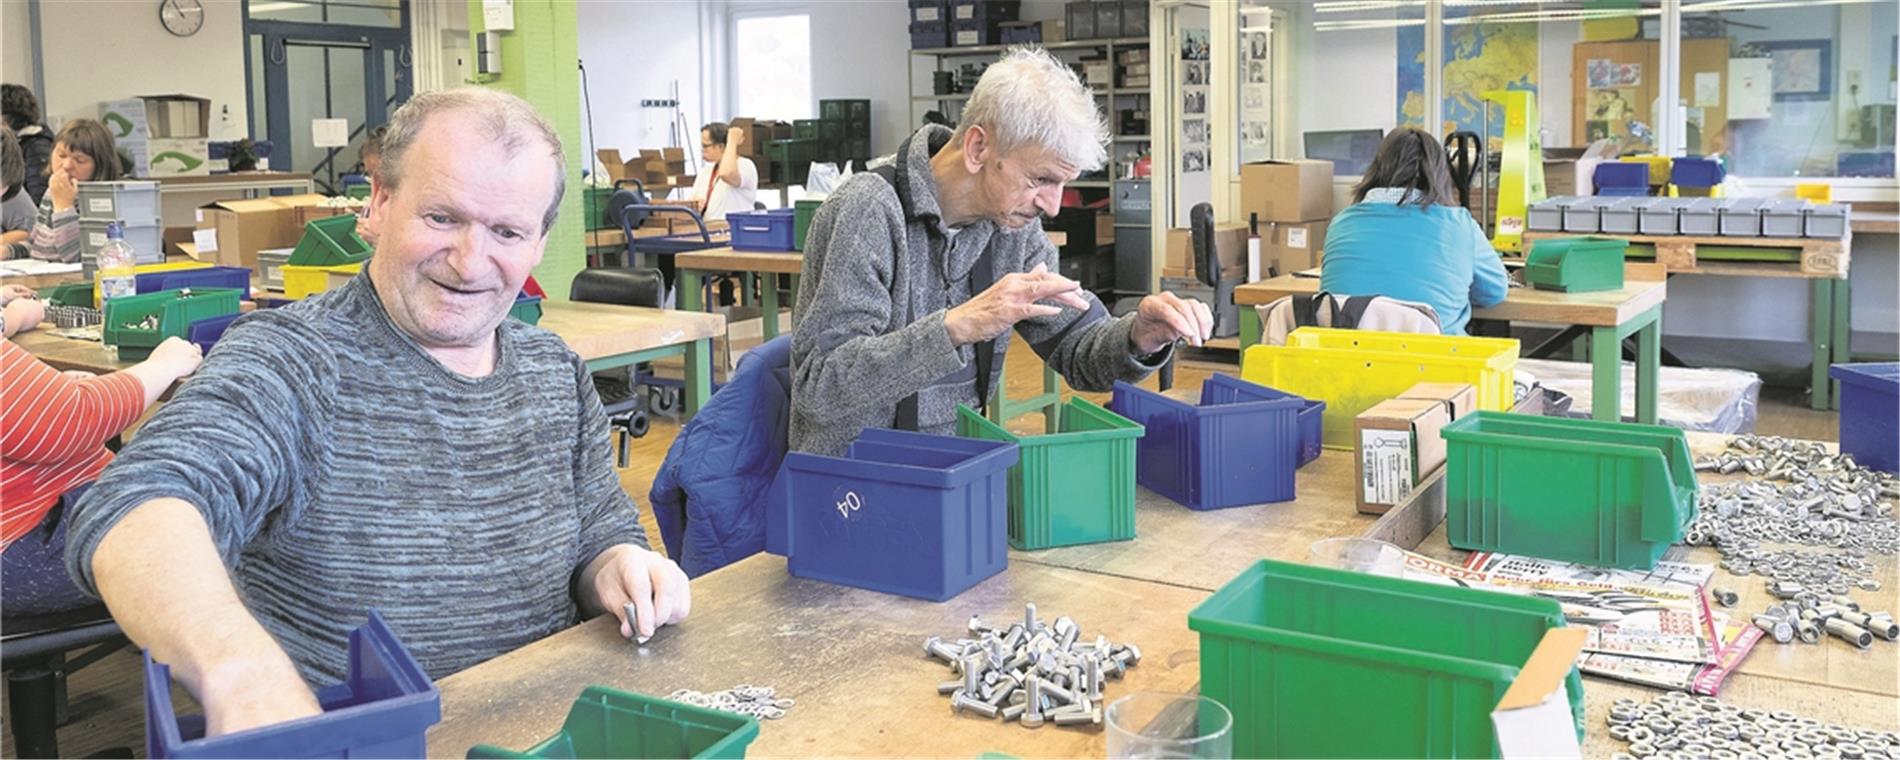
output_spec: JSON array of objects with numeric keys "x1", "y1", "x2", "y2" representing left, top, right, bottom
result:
[{"x1": 570, "y1": 268, "x2": 668, "y2": 463}]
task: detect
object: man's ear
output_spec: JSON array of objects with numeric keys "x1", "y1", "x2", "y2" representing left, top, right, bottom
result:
[{"x1": 962, "y1": 125, "x2": 989, "y2": 174}]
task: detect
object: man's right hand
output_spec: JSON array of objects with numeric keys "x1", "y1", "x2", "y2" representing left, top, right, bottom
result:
[
  {"x1": 196, "y1": 654, "x2": 323, "y2": 736},
  {"x1": 943, "y1": 263, "x2": 1092, "y2": 346},
  {"x1": 48, "y1": 170, "x2": 77, "y2": 213}
]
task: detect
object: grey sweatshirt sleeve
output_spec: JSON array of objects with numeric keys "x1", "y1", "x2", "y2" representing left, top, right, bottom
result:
[
  {"x1": 791, "y1": 181, "x2": 966, "y2": 424},
  {"x1": 1012, "y1": 232, "x2": 1169, "y2": 392},
  {"x1": 65, "y1": 312, "x2": 333, "y2": 595},
  {"x1": 569, "y1": 353, "x2": 647, "y2": 582}
]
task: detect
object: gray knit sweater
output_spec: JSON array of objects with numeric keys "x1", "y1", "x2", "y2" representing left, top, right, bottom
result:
[
  {"x1": 789, "y1": 125, "x2": 1166, "y2": 456},
  {"x1": 65, "y1": 273, "x2": 645, "y2": 683}
]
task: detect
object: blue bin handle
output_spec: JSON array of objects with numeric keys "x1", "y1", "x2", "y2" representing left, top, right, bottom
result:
[{"x1": 764, "y1": 460, "x2": 794, "y2": 557}]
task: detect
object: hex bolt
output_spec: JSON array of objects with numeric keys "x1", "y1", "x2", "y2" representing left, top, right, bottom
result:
[
  {"x1": 925, "y1": 636, "x2": 961, "y2": 663},
  {"x1": 1001, "y1": 703, "x2": 1027, "y2": 721},
  {"x1": 968, "y1": 615, "x2": 993, "y2": 635},
  {"x1": 1712, "y1": 588, "x2": 1740, "y2": 607},
  {"x1": 1823, "y1": 619, "x2": 1874, "y2": 649},
  {"x1": 952, "y1": 690, "x2": 1001, "y2": 719},
  {"x1": 1753, "y1": 614, "x2": 1795, "y2": 644},
  {"x1": 1024, "y1": 602, "x2": 1039, "y2": 635},
  {"x1": 1042, "y1": 681, "x2": 1076, "y2": 706},
  {"x1": 1833, "y1": 595, "x2": 1861, "y2": 612},
  {"x1": 938, "y1": 680, "x2": 963, "y2": 695},
  {"x1": 1023, "y1": 676, "x2": 1045, "y2": 728},
  {"x1": 1085, "y1": 657, "x2": 1103, "y2": 700},
  {"x1": 1863, "y1": 617, "x2": 1900, "y2": 641},
  {"x1": 1053, "y1": 709, "x2": 1098, "y2": 727}
]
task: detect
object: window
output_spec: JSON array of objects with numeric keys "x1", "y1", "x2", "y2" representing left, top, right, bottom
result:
[{"x1": 732, "y1": 13, "x2": 812, "y2": 120}]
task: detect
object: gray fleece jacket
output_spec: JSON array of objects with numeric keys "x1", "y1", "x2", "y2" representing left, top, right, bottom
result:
[{"x1": 789, "y1": 125, "x2": 1166, "y2": 456}]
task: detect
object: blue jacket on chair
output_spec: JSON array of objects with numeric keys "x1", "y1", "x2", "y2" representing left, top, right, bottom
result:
[{"x1": 648, "y1": 335, "x2": 792, "y2": 577}]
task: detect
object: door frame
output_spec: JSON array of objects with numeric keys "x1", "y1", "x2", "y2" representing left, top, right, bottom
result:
[{"x1": 243, "y1": 2, "x2": 414, "y2": 190}]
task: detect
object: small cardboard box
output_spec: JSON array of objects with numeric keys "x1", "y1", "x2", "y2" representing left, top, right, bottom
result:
[
  {"x1": 1083, "y1": 61, "x2": 1112, "y2": 88},
  {"x1": 1543, "y1": 140, "x2": 1617, "y2": 197},
  {"x1": 272, "y1": 194, "x2": 354, "y2": 230},
  {"x1": 1492, "y1": 628, "x2": 1588, "y2": 759},
  {"x1": 1398, "y1": 382, "x2": 1478, "y2": 422},
  {"x1": 1240, "y1": 159, "x2": 1334, "y2": 223},
  {"x1": 99, "y1": 94, "x2": 211, "y2": 141},
  {"x1": 595, "y1": 149, "x2": 653, "y2": 184},
  {"x1": 1164, "y1": 223, "x2": 1248, "y2": 273},
  {"x1": 132, "y1": 138, "x2": 211, "y2": 178},
  {"x1": 1354, "y1": 398, "x2": 1452, "y2": 515},
  {"x1": 1264, "y1": 219, "x2": 1328, "y2": 274},
  {"x1": 1040, "y1": 18, "x2": 1065, "y2": 43},
  {"x1": 1095, "y1": 212, "x2": 1114, "y2": 246},
  {"x1": 195, "y1": 198, "x2": 299, "y2": 270}
]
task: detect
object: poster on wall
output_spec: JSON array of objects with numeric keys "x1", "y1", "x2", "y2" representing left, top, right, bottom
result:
[
  {"x1": 1397, "y1": 20, "x2": 1538, "y2": 145},
  {"x1": 1727, "y1": 57, "x2": 1772, "y2": 120},
  {"x1": 1174, "y1": 12, "x2": 1212, "y2": 229},
  {"x1": 1178, "y1": 25, "x2": 1210, "y2": 174},
  {"x1": 1240, "y1": 27, "x2": 1272, "y2": 163}
]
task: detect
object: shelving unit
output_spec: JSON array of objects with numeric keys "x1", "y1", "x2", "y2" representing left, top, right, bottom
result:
[{"x1": 908, "y1": 33, "x2": 1153, "y2": 299}]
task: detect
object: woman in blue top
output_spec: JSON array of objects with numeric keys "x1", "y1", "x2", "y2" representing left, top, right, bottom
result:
[{"x1": 1319, "y1": 127, "x2": 1509, "y2": 335}]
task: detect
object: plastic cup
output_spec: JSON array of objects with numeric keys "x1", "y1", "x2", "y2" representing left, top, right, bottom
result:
[
  {"x1": 1105, "y1": 692, "x2": 1233, "y2": 760},
  {"x1": 1307, "y1": 537, "x2": 1406, "y2": 577}
]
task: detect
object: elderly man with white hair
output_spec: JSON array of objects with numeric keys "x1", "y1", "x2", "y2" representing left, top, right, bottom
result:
[
  {"x1": 791, "y1": 48, "x2": 1213, "y2": 456},
  {"x1": 63, "y1": 87, "x2": 689, "y2": 736}
]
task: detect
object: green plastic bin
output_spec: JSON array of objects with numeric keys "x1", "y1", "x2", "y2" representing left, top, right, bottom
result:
[
  {"x1": 509, "y1": 294, "x2": 544, "y2": 325},
  {"x1": 1524, "y1": 236, "x2": 1626, "y2": 293},
  {"x1": 792, "y1": 199, "x2": 823, "y2": 250},
  {"x1": 1440, "y1": 411, "x2": 1697, "y2": 570},
  {"x1": 1189, "y1": 559, "x2": 1583, "y2": 759},
  {"x1": 103, "y1": 287, "x2": 243, "y2": 361},
  {"x1": 955, "y1": 397, "x2": 1142, "y2": 550},
  {"x1": 583, "y1": 186, "x2": 616, "y2": 231},
  {"x1": 45, "y1": 282, "x2": 96, "y2": 308},
  {"x1": 466, "y1": 686, "x2": 758, "y2": 759},
  {"x1": 344, "y1": 183, "x2": 372, "y2": 200},
  {"x1": 288, "y1": 214, "x2": 373, "y2": 267},
  {"x1": 792, "y1": 120, "x2": 820, "y2": 140}
]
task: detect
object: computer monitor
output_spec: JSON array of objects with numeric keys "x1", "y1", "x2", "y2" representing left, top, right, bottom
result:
[{"x1": 1303, "y1": 129, "x2": 1385, "y2": 176}]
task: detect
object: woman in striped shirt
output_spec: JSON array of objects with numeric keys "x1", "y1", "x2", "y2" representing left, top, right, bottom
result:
[
  {"x1": 16, "y1": 119, "x2": 123, "y2": 264},
  {"x1": 2, "y1": 333, "x2": 201, "y2": 615}
]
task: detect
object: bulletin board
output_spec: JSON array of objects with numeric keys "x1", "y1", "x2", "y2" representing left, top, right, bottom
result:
[{"x1": 1572, "y1": 38, "x2": 1730, "y2": 155}]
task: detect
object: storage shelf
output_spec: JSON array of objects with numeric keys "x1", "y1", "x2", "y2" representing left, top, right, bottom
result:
[
  {"x1": 912, "y1": 93, "x2": 973, "y2": 101},
  {"x1": 909, "y1": 37, "x2": 1150, "y2": 57},
  {"x1": 1114, "y1": 135, "x2": 1151, "y2": 142},
  {"x1": 1070, "y1": 180, "x2": 1110, "y2": 189}
]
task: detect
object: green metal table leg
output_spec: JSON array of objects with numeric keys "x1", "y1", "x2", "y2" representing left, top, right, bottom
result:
[
  {"x1": 1831, "y1": 277, "x2": 1850, "y2": 411},
  {"x1": 680, "y1": 268, "x2": 707, "y2": 314},
  {"x1": 761, "y1": 274, "x2": 781, "y2": 340},
  {"x1": 1239, "y1": 304, "x2": 1261, "y2": 350},
  {"x1": 1810, "y1": 278, "x2": 1833, "y2": 410},
  {"x1": 685, "y1": 336, "x2": 712, "y2": 421},
  {"x1": 1591, "y1": 325, "x2": 1621, "y2": 422},
  {"x1": 1634, "y1": 308, "x2": 1661, "y2": 425}
]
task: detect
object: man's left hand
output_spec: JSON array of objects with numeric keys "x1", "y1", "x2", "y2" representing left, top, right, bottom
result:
[
  {"x1": 588, "y1": 544, "x2": 691, "y2": 642},
  {"x1": 1129, "y1": 291, "x2": 1214, "y2": 353}
]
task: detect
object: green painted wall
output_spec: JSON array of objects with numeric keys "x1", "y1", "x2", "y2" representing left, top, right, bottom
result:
[{"x1": 469, "y1": 0, "x2": 583, "y2": 301}]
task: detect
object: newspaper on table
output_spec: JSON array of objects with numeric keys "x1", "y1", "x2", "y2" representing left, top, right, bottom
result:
[{"x1": 1385, "y1": 548, "x2": 1762, "y2": 694}]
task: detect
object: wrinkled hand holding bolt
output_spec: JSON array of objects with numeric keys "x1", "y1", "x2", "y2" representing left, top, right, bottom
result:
[
  {"x1": 1605, "y1": 691, "x2": 1899, "y2": 760},
  {"x1": 926, "y1": 603, "x2": 1140, "y2": 729},
  {"x1": 667, "y1": 685, "x2": 794, "y2": 720},
  {"x1": 1687, "y1": 436, "x2": 1898, "y2": 653}
]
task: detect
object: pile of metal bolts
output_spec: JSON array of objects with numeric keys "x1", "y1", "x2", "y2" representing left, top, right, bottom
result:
[
  {"x1": 1606, "y1": 692, "x2": 1899, "y2": 760},
  {"x1": 924, "y1": 603, "x2": 1140, "y2": 728},
  {"x1": 1688, "y1": 435, "x2": 1899, "y2": 650},
  {"x1": 665, "y1": 685, "x2": 794, "y2": 720}
]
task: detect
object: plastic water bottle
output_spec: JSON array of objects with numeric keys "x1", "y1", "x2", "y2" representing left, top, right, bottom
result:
[{"x1": 98, "y1": 222, "x2": 137, "y2": 302}]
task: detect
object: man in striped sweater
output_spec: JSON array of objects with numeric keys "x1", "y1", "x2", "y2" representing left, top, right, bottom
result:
[{"x1": 64, "y1": 88, "x2": 688, "y2": 736}]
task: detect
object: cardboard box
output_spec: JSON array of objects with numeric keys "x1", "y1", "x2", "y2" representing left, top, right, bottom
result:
[
  {"x1": 1240, "y1": 159, "x2": 1334, "y2": 223},
  {"x1": 1095, "y1": 212, "x2": 1114, "y2": 246},
  {"x1": 1164, "y1": 223, "x2": 1247, "y2": 273},
  {"x1": 1354, "y1": 398, "x2": 1452, "y2": 515},
  {"x1": 1083, "y1": 61, "x2": 1111, "y2": 88},
  {"x1": 1398, "y1": 382, "x2": 1477, "y2": 422},
  {"x1": 98, "y1": 94, "x2": 211, "y2": 141},
  {"x1": 1263, "y1": 219, "x2": 1328, "y2": 274},
  {"x1": 131, "y1": 137, "x2": 211, "y2": 178},
  {"x1": 196, "y1": 198, "x2": 299, "y2": 270},
  {"x1": 272, "y1": 193, "x2": 354, "y2": 230},
  {"x1": 1543, "y1": 140, "x2": 1617, "y2": 197},
  {"x1": 1491, "y1": 628, "x2": 1588, "y2": 759},
  {"x1": 1040, "y1": 18, "x2": 1065, "y2": 43}
]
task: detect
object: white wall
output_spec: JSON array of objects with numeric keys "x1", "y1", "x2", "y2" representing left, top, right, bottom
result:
[
  {"x1": 577, "y1": 1, "x2": 706, "y2": 164},
  {"x1": 1295, "y1": 20, "x2": 1398, "y2": 136},
  {"x1": 2, "y1": 0, "x2": 33, "y2": 88},
  {"x1": 809, "y1": 0, "x2": 909, "y2": 156},
  {"x1": 37, "y1": 0, "x2": 248, "y2": 140}
]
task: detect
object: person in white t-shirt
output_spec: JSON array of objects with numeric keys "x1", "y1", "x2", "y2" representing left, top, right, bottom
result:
[{"x1": 688, "y1": 122, "x2": 758, "y2": 221}]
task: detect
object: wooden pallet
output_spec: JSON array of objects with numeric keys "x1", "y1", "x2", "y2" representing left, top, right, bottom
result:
[{"x1": 1524, "y1": 230, "x2": 1850, "y2": 278}]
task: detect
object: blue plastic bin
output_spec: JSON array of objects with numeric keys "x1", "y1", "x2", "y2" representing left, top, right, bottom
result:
[
  {"x1": 1109, "y1": 374, "x2": 1309, "y2": 510},
  {"x1": 147, "y1": 610, "x2": 441, "y2": 759},
  {"x1": 1243, "y1": 381, "x2": 1325, "y2": 466},
  {"x1": 765, "y1": 428, "x2": 1019, "y2": 601},
  {"x1": 186, "y1": 312, "x2": 243, "y2": 354},
  {"x1": 1593, "y1": 162, "x2": 1649, "y2": 193},
  {"x1": 136, "y1": 266, "x2": 253, "y2": 295},
  {"x1": 1830, "y1": 363, "x2": 1899, "y2": 474},
  {"x1": 1670, "y1": 157, "x2": 1725, "y2": 187},
  {"x1": 728, "y1": 209, "x2": 796, "y2": 251}
]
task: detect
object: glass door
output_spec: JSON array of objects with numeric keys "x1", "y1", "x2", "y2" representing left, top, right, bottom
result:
[{"x1": 246, "y1": 1, "x2": 412, "y2": 192}]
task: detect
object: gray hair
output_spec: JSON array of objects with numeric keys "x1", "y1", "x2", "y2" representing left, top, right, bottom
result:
[
  {"x1": 377, "y1": 87, "x2": 566, "y2": 236},
  {"x1": 955, "y1": 47, "x2": 1109, "y2": 172}
]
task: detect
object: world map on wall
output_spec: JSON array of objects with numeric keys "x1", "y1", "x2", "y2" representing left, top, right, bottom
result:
[{"x1": 1397, "y1": 22, "x2": 1539, "y2": 145}]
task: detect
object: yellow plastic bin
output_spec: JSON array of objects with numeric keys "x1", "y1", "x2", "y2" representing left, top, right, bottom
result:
[
  {"x1": 282, "y1": 262, "x2": 364, "y2": 300},
  {"x1": 94, "y1": 260, "x2": 213, "y2": 305},
  {"x1": 1241, "y1": 328, "x2": 1519, "y2": 449}
]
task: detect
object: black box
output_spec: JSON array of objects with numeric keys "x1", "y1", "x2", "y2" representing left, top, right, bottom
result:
[
  {"x1": 1094, "y1": 1, "x2": 1122, "y2": 38},
  {"x1": 1066, "y1": 1, "x2": 1097, "y2": 39},
  {"x1": 911, "y1": 20, "x2": 950, "y2": 49},
  {"x1": 999, "y1": 20, "x2": 1042, "y2": 44},
  {"x1": 949, "y1": 0, "x2": 1021, "y2": 25},
  {"x1": 1121, "y1": 0, "x2": 1148, "y2": 35},
  {"x1": 951, "y1": 18, "x2": 1003, "y2": 46},
  {"x1": 909, "y1": 0, "x2": 948, "y2": 24}
]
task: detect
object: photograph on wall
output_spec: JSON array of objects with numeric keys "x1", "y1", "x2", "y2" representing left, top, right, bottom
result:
[
  {"x1": 1248, "y1": 60, "x2": 1265, "y2": 84},
  {"x1": 1249, "y1": 31, "x2": 1267, "y2": 60},
  {"x1": 1180, "y1": 149, "x2": 1206, "y2": 173},
  {"x1": 1756, "y1": 39, "x2": 1832, "y2": 100},
  {"x1": 1587, "y1": 58, "x2": 1615, "y2": 89},
  {"x1": 1590, "y1": 88, "x2": 1637, "y2": 125},
  {"x1": 1184, "y1": 62, "x2": 1207, "y2": 86},
  {"x1": 1183, "y1": 119, "x2": 1207, "y2": 145},
  {"x1": 1614, "y1": 62, "x2": 1642, "y2": 87},
  {"x1": 1586, "y1": 120, "x2": 1612, "y2": 141},
  {"x1": 1243, "y1": 87, "x2": 1265, "y2": 110},
  {"x1": 1181, "y1": 28, "x2": 1209, "y2": 61},
  {"x1": 1184, "y1": 90, "x2": 1206, "y2": 115}
]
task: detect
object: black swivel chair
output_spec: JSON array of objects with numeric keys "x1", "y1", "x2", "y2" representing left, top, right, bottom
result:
[
  {"x1": 571, "y1": 268, "x2": 672, "y2": 465},
  {"x1": 2, "y1": 607, "x2": 129, "y2": 759}
]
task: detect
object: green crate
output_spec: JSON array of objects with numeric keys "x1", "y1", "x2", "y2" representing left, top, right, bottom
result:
[
  {"x1": 45, "y1": 282, "x2": 96, "y2": 308},
  {"x1": 955, "y1": 397, "x2": 1142, "y2": 550},
  {"x1": 344, "y1": 183, "x2": 372, "y2": 200},
  {"x1": 102, "y1": 287, "x2": 243, "y2": 361},
  {"x1": 288, "y1": 214, "x2": 373, "y2": 267},
  {"x1": 466, "y1": 686, "x2": 758, "y2": 759},
  {"x1": 817, "y1": 118, "x2": 845, "y2": 143},
  {"x1": 793, "y1": 199, "x2": 823, "y2": 250},
  {"x1": 767, "y1": 139, "x2": 820, "y2": 185},
  {"x1": 583, "y1": 186, "x2": 616, "y2": 231},
  {"x1": 792, "y1": 119, "x2": 820, "y2": 140},
  {"x1": 1189, "y1": 559, "x2": 1583, "y2": 759},
  {"x1": 1524, "y1": 236, "x2": 1626, "y2": 293},
  {"x1": 1441, "y1": 411, "x2": 1697, "y2": 570},
  {"x1": 509, "y1": 295, "x2": 544, "y2": 325}
]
